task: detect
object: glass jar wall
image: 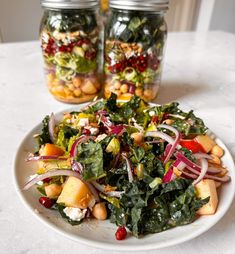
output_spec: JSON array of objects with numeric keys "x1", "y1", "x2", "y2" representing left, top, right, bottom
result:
[
  {"x1": 40, "y1": 3, "x2": 101, "y2": 103},
  {"x1": 103, "y1": 2, "x2": 168, "y2": 101}
]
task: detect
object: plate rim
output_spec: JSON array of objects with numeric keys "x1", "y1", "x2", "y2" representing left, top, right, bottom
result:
[{"x1": 13, "y1": 103, "x2": 235, "y2": 251}]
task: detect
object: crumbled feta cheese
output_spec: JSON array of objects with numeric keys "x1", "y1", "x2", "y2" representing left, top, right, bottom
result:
[
  {"x1": 63, "y1": 207, "x2": 87, "y2": 222},
  {"x1": 87, "y1": 127, "x2": 99, "y2": 135},
  {"x1": 78, "y1": 118, "x2": 89, "y2": 127},
  {"x1": 149, "y1": 111, "x2": 155, "y2": 117},
  {"x1": 95, "y1": 134, "x2": 107, "y2": 142}
]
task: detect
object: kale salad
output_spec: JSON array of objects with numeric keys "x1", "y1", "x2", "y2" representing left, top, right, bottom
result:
[{"x1": 24, "y1": 94, "x2": 230, "y2": 240}]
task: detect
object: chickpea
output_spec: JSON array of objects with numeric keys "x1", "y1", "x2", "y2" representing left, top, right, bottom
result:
[
  {"x1": 73, "y1": 88, "x2": 82, "y2": 97},
  {"x1": 92, "y1": 202, "x2": 107, "y2": 220},
  {"x1": 131, "y1": 132, "x2": 143, "y2": 144},
  {"x1": 114, "y1": 80, "x2": 121, "y2": 90},
  {"x1": 47, "y1": 73, "x2": 55, "y2": 84},
  {"x1": 45, "y1": 184, "x2": 62, "y2": 199},
  {"x1": 143, "y1": 89, "x2": 154, "y2": 100},
  {"x1": 135, "y1": 88, "x2": 143, "y2": 97},
  {"x1": 72, "y1": 77, "x2": 82, "y2": 88},
  {"x1": 211, "y1": 145, "x2": 224, "y2": 158},
  {"x1": 209, "y1": 154, "x2": 221, "y2": 165},
  {"x1": 163, "y1": 119, "x2": 174, "y2": 125},
  {"x1": 68, "y1": 83, "x2": 75, "y2": 91},
  {"x1": 120, "y1": 84, "x2": 129, "y2": 94},
  {"x1": 64, "y1": 87, "x2": 73, "y2": 97}
]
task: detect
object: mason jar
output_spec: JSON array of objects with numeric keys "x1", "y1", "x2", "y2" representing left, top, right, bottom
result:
[
  {"x1": 40, "y1": 0, "x2": 101, "y2": 104},
  {"x1": 103, "y1": 0, "x2": 168, "y2": 101}
]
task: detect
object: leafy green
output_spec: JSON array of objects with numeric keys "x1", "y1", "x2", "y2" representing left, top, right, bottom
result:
[
  {"x1": 107, "y1": 179, "x2": 209, "y2": 237},
  {"x1": 36, "y1": 116, "x2": 51, "y2": 148},
  {"x1": 54, "y1": 203, "x2": 83, "y2": 226},
  {"x1": 76, "y1": 141, "x2": 105, "y2": 181},
  {"x1": 100, "y1": 193, "x2": 120, "y2": 208},
  {"x1": 56, "y1": 125, "x2": 79, "y2": 151}
]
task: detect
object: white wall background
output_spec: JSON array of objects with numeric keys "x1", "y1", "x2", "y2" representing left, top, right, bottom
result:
[
  {"x1": 210, "y1": 0, "x2": 235, "y2": 33},
  {"x1": 0, "y1": 0, "x2": 235, "y2": 43},
  {"x1": 0, "y1": 0, "x2": 42, "y2": 42}
]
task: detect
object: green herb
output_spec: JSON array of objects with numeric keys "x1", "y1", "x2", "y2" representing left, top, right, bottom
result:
[
  {"x1": 76, "y1": 141, "x2": 105, "y2": 181},
  {"x1": 54, "y1": 203, "x2": 83, "y2": 226},
  {"x1": 36, "y1": 116, "x2": 51, "y2": 148}
]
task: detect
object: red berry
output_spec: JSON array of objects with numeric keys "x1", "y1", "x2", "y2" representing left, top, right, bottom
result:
[
  {"x1": 85, "y1": 50, "x2": 97, "y2": 60},
  {"x1": 82, "y1": 128, "x2": 91, "y2": 135},
  {"x1": 43, "y1": 178, "x2": 51, "y2": 183},
  {"x1": 115, "y1": 226, "x2": 127, "y2": 240},
  {"x1": 77, "y1": 39, "x2": 83, "y2": 46},
  {"x1": 59, "y1": 45, "x2": 67, "y2": 52},
  {"x1": 82, "y1": 38, "x2": 91, "y2": 44},
  {"x1": 39, "y1": 197, "x2": 54, "y2": 209},
  {"x1": 152, "y1": 115, "x2": 159, "y2": 123}
]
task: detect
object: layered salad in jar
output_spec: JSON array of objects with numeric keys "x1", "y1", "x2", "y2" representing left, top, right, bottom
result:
[
  {"x1": 104, "y1": 11, "x2": 167, "y2": 101},
  {"x1": 40, "y1": 9, "x2": 101, "y2": 103}
]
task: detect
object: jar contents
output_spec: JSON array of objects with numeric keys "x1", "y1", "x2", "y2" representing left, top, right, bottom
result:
[
  {"x1": 104, "y1": 11, "x2": 167, "y2": 101},
  {"x1": 40, "y1": 9, "x2": 101, "y2": 103}
]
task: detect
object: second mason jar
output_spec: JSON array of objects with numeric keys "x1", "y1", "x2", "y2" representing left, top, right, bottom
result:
[
  {"x1": 40, "y1": 0, "x2": 101, "y2": 103},
  {"x1": 103, "y1": 0, "x2": 169, "y2": 101}
]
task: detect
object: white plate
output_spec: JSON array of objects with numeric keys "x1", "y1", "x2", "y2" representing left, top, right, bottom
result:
[{"x1": 14, "y1": 106, "x2": 235, "y2": 251}]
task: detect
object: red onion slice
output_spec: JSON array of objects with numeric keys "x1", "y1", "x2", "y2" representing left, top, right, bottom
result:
[
  {"x1": 193, "y1": 153, "x2": 213, "y2": 160},
  {"x1": 193, "y1": 158, "x2": 208, "y2": 185},
  {"x1": 157, "y1": 124, "x2": 181, "y2": 164},
  {"x1": 86, "y1": 182, "x2": 100, "y2": 202},
  {"x1": 145, "y1": 131, "x2": 174, "y2": 145},
  {"x1": 23, "y1": 169, "x2": 83, "y2": 190},
  {"x1": 71, "y1": 159, "x2": 83, "y2": 173},
  {"x1": 26, "y1": 155, "x2": 68, "y2": 162},
  {"x1": 70, "y1": 135, "x2": 95, "y2": 157},
  {"x1": 91, "y1": 181, "x2": 124, "y2": 198},
  {"x1": 48, "y1": 113, "x2": 56, "y2": 143},
  {"x1": 122, "y1": 153, "x2": 133, "y2": 183},
  {"x1": 163, "y1": 168, "x2": 175, "y2": 183}
]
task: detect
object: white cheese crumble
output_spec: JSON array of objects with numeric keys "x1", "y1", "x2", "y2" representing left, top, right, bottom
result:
[
  {"x1": 149, "y1": 111, "x2": 155, "y2": 117},
  {"x1": 95, "y1": 134, "x2": 107, "y2": 142},
  {"x1": 63, "y1": 207, "x2": 87, "y2": 222},
  {"x1": 87, "y1": 127, "x2": 99, "y2": 135},
  {"x1": 78, "y1": 118, "x2": 89, "y2": 127}
]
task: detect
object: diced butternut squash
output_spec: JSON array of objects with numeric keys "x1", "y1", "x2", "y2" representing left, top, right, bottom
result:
[
  {"x1": 194, "y1": 135, "x2": 216, "y2": 153},
  {"x1": 40, "y1": 143, "x2": 65, "y2": 156},
  {"x1": 195, "y1": 135, "x2": 216, "y2": 153},
  {"x1": 57, "y1": 176, "x2": 95, "y2": 209},
  {"x1": 45, "y1": 184, "x2": 62, "y2": 199},
  {"x1": 195, "y1": 179, "x2": 218, "y2": 215}
]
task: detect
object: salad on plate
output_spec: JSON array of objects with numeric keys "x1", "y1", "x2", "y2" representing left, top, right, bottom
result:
[{"x1": 23, "y1": 94, "x2": 231, "y2": 240}]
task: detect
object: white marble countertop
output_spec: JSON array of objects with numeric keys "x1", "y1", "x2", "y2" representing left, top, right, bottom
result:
[{"x1": 1, "y1": 31, "x2": 235, "y2": 254}]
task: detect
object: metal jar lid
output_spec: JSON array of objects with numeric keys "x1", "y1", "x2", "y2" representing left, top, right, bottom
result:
[
  {"x1": 41, "y1": 0, "x2": 99, "y2": 9},
  {"x1": 109, "y1": 0, "x2": 169, "y2": 12}
]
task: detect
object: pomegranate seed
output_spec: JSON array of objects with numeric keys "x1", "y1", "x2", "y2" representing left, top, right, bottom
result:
[
  {"x1": 77, "y1": 39, "x2": 83, "y2": 46},
  {"x1": 82, "y1": 38, "x2": 91, "y2": 44},
  {"x1": 59, "y1": 45, "x2": 67, "y2": 52},
  {"x1": 82, "y1": 128, "x2": 91, "y2": 135},
  {"x1": 129, "y1": 84, "x2": 136, "y2": 94},
  {"x1": 85, "y1": 50, "x2": 97, "y2": 60},
  {"x1": 115, "y1": 226, "x2": 127, "y2": 240},
  {"x1": 39, "y1": 197, "x2": 55, "y2": 209},
  {"x1": 43, "y1": 177, "x2": 51, "y2": 183},
  {"x1": 152, "y1": 116, "x2": 159, "y2": 123},
  {"x1": 48, "y1": 38, "x2": 54, "y2": 45}
]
